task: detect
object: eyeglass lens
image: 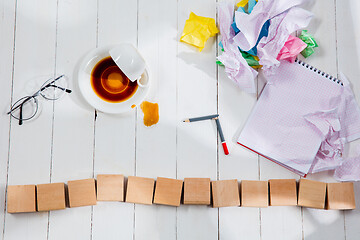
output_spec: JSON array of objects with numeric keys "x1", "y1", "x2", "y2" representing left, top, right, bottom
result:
[
  {"x1": 40, "y1": 75, "x2": 71, "y2": 100},
  {"x1": 9, "y1": 96, "x2": 38, "y2": 125},
  {"x1": 8, "y1": 75, "x2": 71, "y2": 125}
]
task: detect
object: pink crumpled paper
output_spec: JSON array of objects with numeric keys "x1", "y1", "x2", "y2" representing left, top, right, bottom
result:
[
  {"x1": 277, "y1": 35, "x2": 307, "y2": 62},
  {"x1": 217, "y1": 1, "x2": 258, "y2": 93},
  {"x1": 233, "y1": 0, "x2": 311, "y2": 51}
]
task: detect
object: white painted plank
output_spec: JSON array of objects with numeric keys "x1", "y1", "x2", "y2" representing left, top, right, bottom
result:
[
  {"x1": 259, "y1": 153, "x2": 302, "y2": 240},
  {"x1": 48, "y1": 0, "x2": 97, "y2": 239},
  {"x1": 177, "y1": 0, "x2": 217, "y2": 180},
  {"x1": 300, "y1": 1, "x2": 345, "y2": 240},
  {"x1": 258, "y1": 73, "x2": 302, "y2": 238},
  {"x1": 335, "y1": 0, "x2": 360, "y2": 239},
  {"x1": 176, "y1": 0, "x2": 218, "y2": 239},
  {"x1": 303, "y1": 208, "x2": 345, "y2": 240},
  {"x1": 177, "y1": 206, "x2": 218, "y2": 240},
  {"x1": 3, "y1": 0, "x2": 57, "y2": 239},
  {"x1": 135, "y1": 0, "x2": 178, "y2": 238},
  {"x1": 0, "y1": 0, "x2": 16, "y2": 238},
  {"x1": 136, "y1": 0, "x2": 177, "y2": 179},
  {"x1": 343, "y1": 182, "x2": 360, "y2": 240},
  {"x1": 261, "y1": 206, "x2": 302, "y2": 240},
  {"x1": 335, "y1": 0, "x2": 360, "y2": 106},
  {"x1": 217, "y1": 14, "x2": 260, "y2": 240},
  {"x1": 135, "y1": 205, "x2": 176, "y2": 240},
  {"x1": 91, "y1": 0, "x2": 137, "y2": 239},
  {"x1": 298, "y1": 0, "x2": 338, "y2": 77},
  {"x1": 219, "y1": 207, "x2": 259, "y2": 240}
]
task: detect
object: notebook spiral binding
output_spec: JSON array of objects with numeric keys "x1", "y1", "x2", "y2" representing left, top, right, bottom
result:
[{"x1": 295, "y1": 59, "x2": 343, "y2": 86}]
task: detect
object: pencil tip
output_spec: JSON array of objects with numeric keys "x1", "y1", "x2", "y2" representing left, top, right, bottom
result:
[{"x1": 183, "y1": 119, "x2": 190, "y2": 122}]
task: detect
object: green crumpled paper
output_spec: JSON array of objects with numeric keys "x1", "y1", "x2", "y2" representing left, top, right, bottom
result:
[
  {"x1": 299, "y1": 30, "x2": 318, "y2": 58},
  {"x1": 217, "y1": 48, "x2": 261, "y2": 69},
  {"x1": 216, "y1": 60, "x2": 224, "y2": 66},
  {"x1": 240, "y1": 50, "x2": 261, "y2": 67}
]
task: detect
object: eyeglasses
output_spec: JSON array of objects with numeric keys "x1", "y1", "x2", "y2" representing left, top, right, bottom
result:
[{"x1": 7, "y1": 75, "x2": 72, "y2": 125}]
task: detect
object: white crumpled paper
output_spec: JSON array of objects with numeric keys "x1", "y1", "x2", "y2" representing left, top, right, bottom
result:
[
  {"x1": 257, "y1": 7, "x2": 313, "y2": 74},
  {"x1": 217, "y1": 0, "x2": 314, "y2": 92},
  {"x1": 334, "y1": 152, "x2": 360, "y2": 181},
  {"x1": 307, "y1": 73, "x2": 360, "y2": 180},
  {"x1": 233, "y1": 0, "x2": 311, "y2": 51},
  {"x1": 305, "y1": 108, "x2": 345, "y2": 173},
  {"x1": 217, "y1": 1, "x2": 258, "y2": 93}
]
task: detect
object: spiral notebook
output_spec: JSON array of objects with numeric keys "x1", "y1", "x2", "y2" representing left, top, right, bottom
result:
[{"x1": 237, "y1": 59, "x2": 346, "y2": 176}]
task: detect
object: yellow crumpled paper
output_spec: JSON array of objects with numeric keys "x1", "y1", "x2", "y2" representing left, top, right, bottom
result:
[{"x1": 180, "y1": 12, "x2": 219, "y2": 51}]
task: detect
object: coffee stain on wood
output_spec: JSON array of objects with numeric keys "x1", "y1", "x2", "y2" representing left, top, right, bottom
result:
[{"x1": 140, "y1": 101, "x2": 159, "y2": 127}]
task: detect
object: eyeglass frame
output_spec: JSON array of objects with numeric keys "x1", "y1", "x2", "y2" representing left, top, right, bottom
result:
[{"x1": 7, "y1": 74, "x2": 72, "y2": 125}]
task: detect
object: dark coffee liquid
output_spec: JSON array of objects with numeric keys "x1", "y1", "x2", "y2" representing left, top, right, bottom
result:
[{"x1": 91, "y1": 57, "x2": 138, "y2": 103}]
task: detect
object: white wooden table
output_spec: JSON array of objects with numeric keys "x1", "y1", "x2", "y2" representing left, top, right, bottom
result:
[{"x1": 1, "y1": 0, "x2": 360, "y2": 239}]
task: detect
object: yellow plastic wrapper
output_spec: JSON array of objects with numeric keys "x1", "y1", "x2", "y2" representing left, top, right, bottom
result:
[
  {"x1": 180, "y1": 12, "x2": 219, "y2": 51},
  {"x1": 236, "y1": 0, "x2": 258, "y2": 8},
  {"x1": 237, "y1": 0, "x2": 249, "y2": 7}
]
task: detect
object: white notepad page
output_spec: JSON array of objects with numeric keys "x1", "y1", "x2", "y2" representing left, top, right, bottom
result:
[{"x1": 237, "y1": 60, "x2": 344, "y2": 176}]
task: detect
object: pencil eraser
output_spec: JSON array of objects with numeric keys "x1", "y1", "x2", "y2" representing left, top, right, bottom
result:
[{"x1": 222, "y1": 142, "x2": 229, "y2": 155}]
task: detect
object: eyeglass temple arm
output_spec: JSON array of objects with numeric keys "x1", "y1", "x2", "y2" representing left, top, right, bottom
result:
[
  {"x1": 19, "y1": 102, "x2": 23, "y2": 125},
  {"x1": 40, "y1": 74, "x2": 65, "y2": 90},
  {"x1": 47, "y1": 84, "x2": 72, "y2": 93},
  {"x1": 7, "y1": 96, "x2": 33, "y2": 115}
]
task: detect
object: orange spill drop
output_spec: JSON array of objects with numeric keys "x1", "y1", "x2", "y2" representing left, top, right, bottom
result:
[
  {"x1": 131, "y1": 104, "x2": 136, "y2": 108},
  {"x1": 140, "y1": 101, "x2": 159, "y2": 127}
]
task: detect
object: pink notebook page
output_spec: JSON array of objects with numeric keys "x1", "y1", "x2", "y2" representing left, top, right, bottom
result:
[{"x1": 237, "y1": 60, "x2": 344, "y2": 176}]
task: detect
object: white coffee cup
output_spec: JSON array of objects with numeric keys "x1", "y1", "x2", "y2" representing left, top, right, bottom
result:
[
  {"x1": 109, "y1": 43, "x2": 146, "y2": 84},
  {"x1": 77, "y1": 46, "x2": 151, "y2": 114}
]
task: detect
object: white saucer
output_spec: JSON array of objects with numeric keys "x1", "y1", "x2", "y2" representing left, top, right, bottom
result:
[{"x1": 77, "y1": 46, "x2": 150, "y2": 114}]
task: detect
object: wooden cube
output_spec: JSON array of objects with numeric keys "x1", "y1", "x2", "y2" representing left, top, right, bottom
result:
[
  {"x1": 298, "y1": 179, "x2": 326, "y2": 209},
  {"x1": 37, "y1": 182, "x2": 66, "y2": 211},
  {"x1": 7, "y1": 185, "x2": 36, "y2": 213},
  {"x1": 68, "y1": 179, "x2": 97, "y2": 208},
  {"x1": 241, "y1": 180, "x2": 268, "y2": 207},
  {"x1": 327, "y1": 182, "x2": 356, "y2": 210},
  {"x1": 154, "y1": 177, "x2": 183, "y2": 206},
  {"x1": 126, "y1": 176, "x2": 155, "y2": 205},
  {"x1": 212, "y1": 179, "x2": 240, "y2": 208},
  {"x1": 269, "y1": 179, "x2": 297, "y2": 206},
  {"x1": 97, "y1": 174, "x2": 124, "y2": 201},
  {"x1": 183, "y1": 178, "x2": 210, "y2": 205}
]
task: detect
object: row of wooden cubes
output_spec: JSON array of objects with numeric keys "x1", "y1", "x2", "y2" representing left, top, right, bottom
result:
[{"x1": 7, "y1": 176, "x2": 356, "y2": 213}]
